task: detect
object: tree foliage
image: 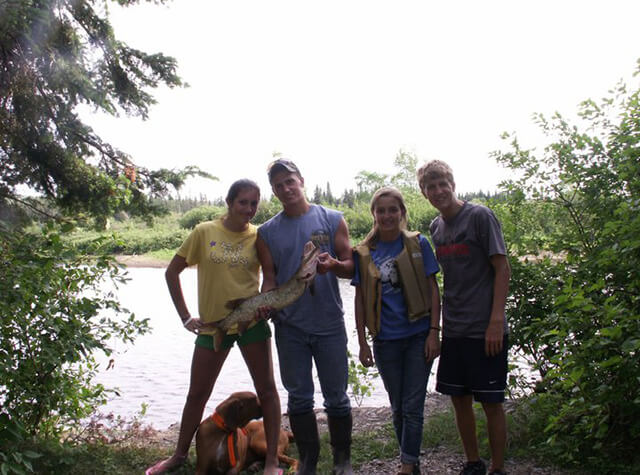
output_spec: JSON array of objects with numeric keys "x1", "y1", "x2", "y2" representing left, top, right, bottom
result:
[
  {"x1": 355, "y1": 169, "x2": 388, "y2": 195},
  {"x1": 494, "y1": 60, "x2": 640, "y2": 469},
  {"x1": 0, "y1": 1, "x2": 209, "y2": 471},
  {"x1": 390, "y1": 149, "x2": 419, "y2": 191},
  {"x1": 0, "y1": 224, "x2": 150, "y2": 473},
  {"x1": 178, "y1": 204, "x2": 225, "y2": 229},
  {"x1": 0, "y1": 0, "x2": 214, "y2": 224}
]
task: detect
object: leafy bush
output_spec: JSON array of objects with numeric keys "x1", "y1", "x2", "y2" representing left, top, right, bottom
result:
[
  {"x1": 494, "y1": 61, "x2": 640, "y2": 470},
  {"x1": 0, "y1": 224, "x2": 150, "y2": 472},
  {"x1": 178, "y1": 205, "x2": 225, "y2": 229},
  {"x1": 347, "y1": 352, "x2": 378, "y2": 407},
  {"x1": 340, "y1": 201, "x2": 373, "y2": 243},
  {"x1": 253, "y1": 197, "x2": 282, "y2": 225},
  {"x1": 65, "y1": 215, "x2": 190, "y2": 255},
  {"x1": 404, "y1": 191, "x2": 438, "y2": 235}
]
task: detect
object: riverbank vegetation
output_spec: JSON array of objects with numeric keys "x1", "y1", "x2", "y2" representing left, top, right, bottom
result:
[
  {"x1": 3, "y1": 402, "x2": 568, "y2": 474},
  {"x1": 1, "y1": 1, "x2": 638, "y2": 472}
]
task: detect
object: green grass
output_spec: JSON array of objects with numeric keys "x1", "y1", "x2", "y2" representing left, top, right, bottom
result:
[
  {"x1": 18, "y1": 419, "x2": 399, "y2": 474},
  {"x1": 16, "y1": 403, "x2": 609, "y2": 475},
  {"x1": 62, "y1": 213, "x2": 189, "y2": 256},
  {"x1": 421, "y1": 407, "x2": 461, "y2": 448},
  {"x1": 142, "y1": 248, "x2": 176, "y2": 262},
  {"x1": 20, "y1": 440, "x2": 192, "y2": 475},
  {"x1": 347, "y1": 423, "x2": 398, "y2": 469}
]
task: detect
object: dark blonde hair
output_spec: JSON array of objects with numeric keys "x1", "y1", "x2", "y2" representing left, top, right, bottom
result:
[
  {"x1": 360, "y1": 187, "x2": 408, "y2": 248},
  {"x1": 225, "y1": 179, "x2": 260, "y2": 208},
  {"x1": 417, "y1": 160, "x2": 455, "y2": 192}
]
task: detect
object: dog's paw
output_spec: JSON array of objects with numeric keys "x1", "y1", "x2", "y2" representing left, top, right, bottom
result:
[{"x1": 246, "y1": 461, "x2": 263, "y2": 473}]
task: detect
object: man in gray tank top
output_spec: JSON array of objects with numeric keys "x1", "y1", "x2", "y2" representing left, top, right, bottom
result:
[
  {"x1": 257, "y1": 159, "x2": 355, "y2": 475},
  {"x1": 418, "y1": 160, "x2": 511, "y2": 475}
]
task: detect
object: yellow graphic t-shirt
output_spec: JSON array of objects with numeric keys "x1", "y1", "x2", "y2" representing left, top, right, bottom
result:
[{"x1": 177, "y1": 219, "x2": 260, "y2": 335}]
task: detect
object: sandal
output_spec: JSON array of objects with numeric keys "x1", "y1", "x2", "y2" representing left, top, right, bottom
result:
[{"x1": 145, "y1": 454, "x2": 187, "y2": 475}]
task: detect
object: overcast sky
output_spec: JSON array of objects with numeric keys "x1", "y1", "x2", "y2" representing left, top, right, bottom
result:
[{"x1": 85, "y1": 0, "x2": 640, "y2": 200}]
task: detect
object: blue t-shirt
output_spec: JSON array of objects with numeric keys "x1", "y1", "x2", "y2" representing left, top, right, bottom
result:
[
  {"x1": 352, "y1": 234, "x2": 439, "y2": 340},
  {"x1": 258, "y1": 205, "x2": 345, "y2": 335}
]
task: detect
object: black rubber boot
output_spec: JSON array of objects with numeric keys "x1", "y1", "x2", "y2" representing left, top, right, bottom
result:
[
  {"x1": 289, "y1": 411, "x2": 320, "y2": 475},
  {"x1": 328, "y1": 413, "x2": 354, "y2": 475}
]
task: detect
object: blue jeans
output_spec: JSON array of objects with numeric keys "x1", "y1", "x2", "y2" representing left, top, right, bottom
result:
[
  {"x1": 274, "y1": 323, "x2": 351, "y2": 417},
  {"x1": 373, "y1": 331, "x2": 433, "y2": 465}
]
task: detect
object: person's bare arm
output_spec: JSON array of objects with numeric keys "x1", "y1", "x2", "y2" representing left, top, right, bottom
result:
[
  {"x1": 165, "y1": 254, "x2": 201, "y2": 332},
  {"x1": 425, "y1": 274, "x2": 441, "y2": 361},
  {"x1": 485, "y1": 254, "x2": 511, "y2": 356},
  {"x1": 257, "y1": 235, "x2": 277, "y2": 293},
  {"x1": 354, "y1": 286, "x2": 374, "y2": 367},
  {"x1": 317, "y1": 218, "x2": 354, "y2": 278}
]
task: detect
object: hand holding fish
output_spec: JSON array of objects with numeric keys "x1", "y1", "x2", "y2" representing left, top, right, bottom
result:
[
  {"x1": 316, "y1": 252, "x2": 338, "y2": 275},
  {"x1": 183, "y1": 316, "x2": 203, "y2": 334},
  {"x1": 255, "y1": 305, "x2": 276, "y2": 321},
  {"x1": 201, "y1": 241, "x2": 321, "y2": 350}
]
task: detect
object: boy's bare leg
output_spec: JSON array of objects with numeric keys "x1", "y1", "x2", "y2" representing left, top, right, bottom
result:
[
  {"x1": 451, "y1": 395, "x2": 480, "y2": 462},
  {"x1": 482, "y1": 402, "x2": 506, "y2": 471}
]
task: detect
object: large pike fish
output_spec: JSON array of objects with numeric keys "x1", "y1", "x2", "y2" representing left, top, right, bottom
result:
[{"x1": 204, "y1": 241, "x2": 320, "y2": 350}]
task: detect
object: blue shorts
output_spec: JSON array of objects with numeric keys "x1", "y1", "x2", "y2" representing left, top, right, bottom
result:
[{"x1": 436, "y1": 335, "x2": 508, "y2": 403}]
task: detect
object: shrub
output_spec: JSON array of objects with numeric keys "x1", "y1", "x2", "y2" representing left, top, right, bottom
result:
[
  {"x1": 0, "y1": 224, "x2": 150, "y2": 443},
  {"x1": 253, "y1": 197, "x2": 282, "y2": 225},
  {"x1": 494, "y1": 62, "x2": 640, "y2": 470},
  {"x1": 341, "y1": 202, "x2": 373, "y2": 243},
  {"x1": 178, "y1": 205, "x2": 225, "y2": 229}
]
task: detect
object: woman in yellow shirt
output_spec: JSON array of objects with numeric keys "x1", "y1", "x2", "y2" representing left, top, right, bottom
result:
[{"x1": 146, "y1": 179, "x2": 281, "y2": 475}]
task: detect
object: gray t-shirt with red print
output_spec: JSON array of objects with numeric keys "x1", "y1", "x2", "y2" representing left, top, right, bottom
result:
[{"x1": 429, "y1": 201, "x2": 508, "y2": 339}]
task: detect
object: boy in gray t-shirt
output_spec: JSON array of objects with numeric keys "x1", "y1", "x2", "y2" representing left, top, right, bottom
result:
[{"x1": 418, "y1": 160, "x2": 511, "y2": 475}]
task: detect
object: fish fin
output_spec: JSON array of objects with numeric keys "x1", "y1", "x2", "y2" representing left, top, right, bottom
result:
[
  {"x1": 237, "y1": 321, "x2": 251, "y2": 335},
  {"x1": 212, "y1": 329, "x2": 225, "y2": 352},
  {"x1": 225, "y1": 298, "x2": 246, "y2": 310}
]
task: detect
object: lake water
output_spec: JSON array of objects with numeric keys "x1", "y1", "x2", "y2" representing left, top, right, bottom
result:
[{"x1": 94, "y1": 267, "x2": 438, "y2": 429}]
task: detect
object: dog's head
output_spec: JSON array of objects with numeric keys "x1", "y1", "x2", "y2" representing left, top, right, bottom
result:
[{"x1": 215, "y1": 391, "x2": 262, "y2": 430}]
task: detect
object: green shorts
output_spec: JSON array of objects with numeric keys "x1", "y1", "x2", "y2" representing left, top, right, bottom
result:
[{"x1": 195, "y1": 319, "x2": 272, "y2": 351}]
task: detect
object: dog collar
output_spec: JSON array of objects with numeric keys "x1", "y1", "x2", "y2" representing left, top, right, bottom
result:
[{"x1": 210, "y1": 412, "x2": 247, "y2": 468}]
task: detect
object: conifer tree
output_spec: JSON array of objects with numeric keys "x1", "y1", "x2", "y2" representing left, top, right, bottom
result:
[{"x1": 0, "y1": 0, "x2": 212, "y2": 222}]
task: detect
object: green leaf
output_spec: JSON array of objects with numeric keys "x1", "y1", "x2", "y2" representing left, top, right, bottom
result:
[{"x1": 599, "y1": 356, "x2": 623, "y2": 368}]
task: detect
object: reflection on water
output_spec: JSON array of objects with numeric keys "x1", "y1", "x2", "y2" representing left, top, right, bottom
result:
[{"x1": 94, "y1": 267, "x2": 437, "y2": 429}]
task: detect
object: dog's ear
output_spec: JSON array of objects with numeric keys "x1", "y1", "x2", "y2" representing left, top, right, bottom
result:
[
  {"x1": 225, "y1": 398, "x2": 243, "y2": 430},
  {"x1": 218, "y1": 392, "x2": 261, "y2": 429}
]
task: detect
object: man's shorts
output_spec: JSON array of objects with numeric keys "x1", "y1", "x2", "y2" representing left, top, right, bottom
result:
[
  {"x1": 195, "y1": 320, "x2": 272, "y2": 351},
  {"x1": 436, "y1": 335, "x2": 508, "y2": 403}
]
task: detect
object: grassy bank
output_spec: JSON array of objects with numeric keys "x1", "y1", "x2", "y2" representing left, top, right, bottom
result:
[{"x1": 15, "y1": 404, "x2": 586, "y2": 475}]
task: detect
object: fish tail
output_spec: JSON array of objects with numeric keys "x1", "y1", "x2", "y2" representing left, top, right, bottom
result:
[{"x1": 212, "y1": 329, "x2": 225, "y2": 352}]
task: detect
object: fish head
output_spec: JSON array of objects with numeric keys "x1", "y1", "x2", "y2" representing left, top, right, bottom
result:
[{"x1": 296, "y1": 241, "x2": 320, "y2": 283}]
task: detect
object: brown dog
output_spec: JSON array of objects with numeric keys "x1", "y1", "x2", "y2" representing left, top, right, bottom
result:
[
  {"x1": 195, "y1": 391, "x2": 298, "y2": 474},
  {"x1": 243, "y1": 419, "x2": 298, "y2": 473}
]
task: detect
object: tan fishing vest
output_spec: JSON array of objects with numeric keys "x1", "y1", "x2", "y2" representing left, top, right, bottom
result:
[{"x1": 355, "y1": 230, "x2": 432, "y2": 337}]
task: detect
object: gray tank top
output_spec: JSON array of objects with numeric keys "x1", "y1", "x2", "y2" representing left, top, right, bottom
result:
[{"x1": 258, "y1": 205, "x2": 345, "y2": 335}]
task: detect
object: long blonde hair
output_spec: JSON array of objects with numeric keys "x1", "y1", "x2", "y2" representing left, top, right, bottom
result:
[{"x1": 360, "y1": 187, "x2": 408, "y2": 248}]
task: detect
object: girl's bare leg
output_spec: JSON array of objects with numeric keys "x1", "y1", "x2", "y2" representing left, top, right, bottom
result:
[
  {"x1": 241, "y1": 337, "x2": 281, "y2": 475},
  {"x1": 146, "y1": 344, "x2": 230, "y2": 474}
]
